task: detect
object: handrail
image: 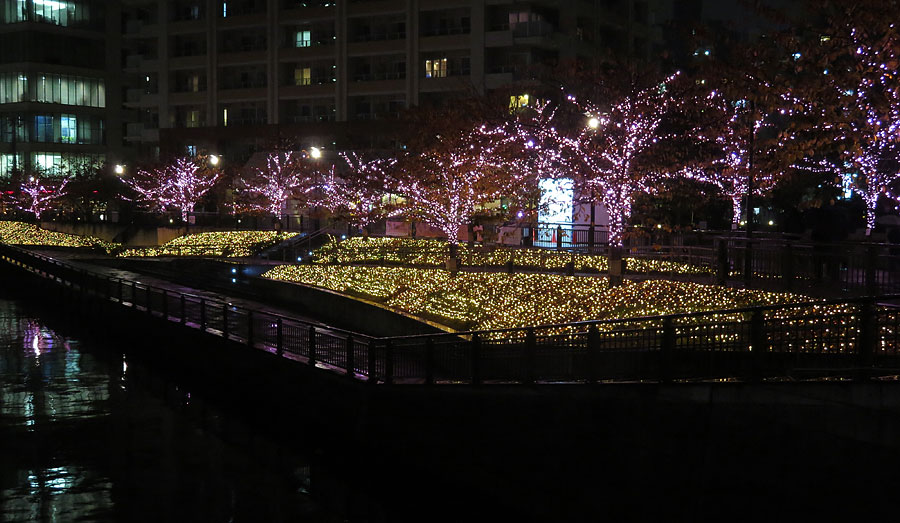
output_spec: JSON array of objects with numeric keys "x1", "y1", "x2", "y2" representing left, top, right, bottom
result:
[{"x1": 4, "y1": 242, "x2": 900, "y2": 385}]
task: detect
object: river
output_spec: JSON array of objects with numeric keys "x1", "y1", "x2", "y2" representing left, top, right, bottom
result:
[{"x1": 0, "y1": 290, "x2": 333, "y2": 522}]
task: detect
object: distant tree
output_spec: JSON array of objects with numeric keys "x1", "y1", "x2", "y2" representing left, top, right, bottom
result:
[
  {"x1": 324, "y1": 153, "x2": 398, "y2": 235},
  {"x1": 19, "y1": 174, "x2": 70, "y2": 220},
  {"x1": 124, "y1": 157, "x2": 221, "y2": 222},
  {"x1": 794, "y1": 0, "x2": 900, "y2": 230},
  {"x1": 394, "y1": 122, "x2": 532, "y2": 254},
  {"x1": 235, "y1": 151, "x2": 321, "y2": 218},
  {"x1": 520, "y1": 67, "x2": 684, "y2": 246}
]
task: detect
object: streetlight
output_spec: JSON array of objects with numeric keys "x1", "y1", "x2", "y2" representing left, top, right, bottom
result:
[
  {"x1": 208, "y1": 154, "x2": 220, "y2": 166},
  {"x1": 587, "y1": 117, "x2": 600, "y2": 130},
  {"x1": 309, "y1": 146, "x2": 322, "y2": 159},
  {"x1": 114, "y1": 164, "x2": 125, "y2": 175}
]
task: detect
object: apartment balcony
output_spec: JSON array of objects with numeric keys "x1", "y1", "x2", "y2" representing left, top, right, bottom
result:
[
  {"x1": 124, "y1": 54, "x2": 143, "y2": 71},
  {"x1": 169, "y1": 19, "x2": 206, "y2": 35},
  {"x1": 418, "y1": 0, "x2": 471, "y2": 9},
  {"x1": 124, "y1": 19, "x2": 142, "y2": 36},
  {"x1": 217, "y1": 87, "x2": 268, "y2": 102},
  {"x1": 169, "y1": 55, "x2": 207, "y2": 69},
  {"x1": 141, "y1": 128, "x2": 160, "y2": 142},
  {"x1": 125, "y1": 122, "x2": 144, "y2": 141},
  {"x1": 125, "y1": 88, "x2": 144, "y2": 105},
  {"x1": 279, "y1": 44, "x2": 337, "y2": 61},
  {"x1": 217, "y1": 51, "x2": 268, "y2": 66},
  {"x1": 419, "y1": 33, "x2": 470, "y2": 52},
  {"x1": 139, "y1": 58, "x2": 160, "y2": 73},
  {"x1": 347, "y1": 77, "x2": 405, "y2": 96},
  {"x1": 139, "y1": 93, "x2": 161, "y2": 108},
  {"x1": 347, "y1": 39, "x2": 405, "y2": 56},
  {"x1": 279, "y1": 5, "x2": 335, "y2": 22},
  {"x1": 484, "y1": 71, "x2": 513, "y2": 89},
  {"x1": 419, "y1": 74, "x2": 472, "y2": 92},
  {"x1": 169, "y1": 91, "x2": 207, "y2": 104},
  {"x1": 346, "y1": 0, "x2": 405, "y2": 17},
  {"x1": 219, "y1": 13, "x2": 267, "y2": 29},
  {"x1": 139, "y1": 22, "x2": 160, "y2": 38},
  {"x1": 280, "y1": 84, "x2": 336, "y2": 97}
]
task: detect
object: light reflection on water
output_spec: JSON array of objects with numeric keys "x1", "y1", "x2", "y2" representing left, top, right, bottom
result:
[
  {"x1": 0, "y1": 295, "x2": 321, "y2": 522},
  {"x1": 0, "y1": 302, "x2": 116, "y2": 521}
]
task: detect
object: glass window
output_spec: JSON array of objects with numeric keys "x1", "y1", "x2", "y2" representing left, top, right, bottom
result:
[
  {"x1": 34, "y1": 115, "x2": 53, "y2": 142},
  {"x1": 61, "y1": 114, "x2": 76, "y2": 143},
  {"x1": 424, "y1": 58, "x2": 447, "y2": 78},
  {"x1": 295, "y1": 30, "x2": 311, "y2": 47},
  {"x1": 294, "y1": 67, "x2": 311, "y2": 85}
]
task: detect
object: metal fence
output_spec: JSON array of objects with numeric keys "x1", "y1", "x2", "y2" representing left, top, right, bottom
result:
[{"x1": 3, "y1": 243, "x2": 900, "y2": 385}]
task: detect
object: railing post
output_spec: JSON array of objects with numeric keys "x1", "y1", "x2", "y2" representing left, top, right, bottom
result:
[
  {"x1": 425, "y1": 337, "x2": 435, "y2": 385},
  {"x1": 118, "y1": 278, "x2": 123, "y2": 303},
  {"x1": 161, "y1": 290, "x2": 168, "y2": 319},
  {"x1": 556, "y1": 225, "x2": 563, "y2": 251},
  {"x1": 308, "y1": 326, "x2": 317, "y2": 366},
  {"x1": 200, "y1": 299, "x2": 207, "y2": 331},
  {"x1": 781, "y1": 243, "x2": 794, "y2": 291},
  {"x1": 384, "y1": 339, "x2": 394, "y2": 385},
  {"x1": 525, "y1": 328, "x2": 536, "y2": 385},
  {"x1": 750, "y1": 309, "x2": 767, "y2": 380},
  {"x1": 247, "y1": 310, "x2": 254, "y2": 347},
  {"x1": 856, "y1": 299, "x2": 876, "y2": 380},
  {"x1": 276, "y1": 318, "x2": 283, "y2": 356},
  {"x1": 660, "y1": 317, "x2": 675, "y2": 383},
  {"x1": 368, "y1": 339, "x2": 378, "y2": 384},
  {"x1": 471, "y1": 333, "x2": 481, "y2": 385},
  {"x1": 222, "y1": 304, "x2": 229, "y2": 339},
  {"x1": 743, "y1": 240, "x2": 753, "y2": 287},
  {"x1": 588, "y1": 224, "x2": 596, "y2": 252},
  {"x1": 132, "y1": 281, "x2": 137, "y2": 306},
  {"x1": 587, "y1": 325, "x2": 600, "y2": 384},
  {"x1": 180, "y1": 295, "x2": 186, "y2": 324},
  {"x1": 345, "y1": 335, "x2": 355, "y2": 378},
  {"x1": 865, "y1": 245, "x2": 878, "y2": 296}
]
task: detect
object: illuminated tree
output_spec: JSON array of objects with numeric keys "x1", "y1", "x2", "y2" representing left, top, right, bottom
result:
[
  {"x1": 19, "y1": 175, "x2": 69, "y2": 220},
  {"x1": 124, "y1": 157, "x2": 221, "y2": 222},
  {"x1": 235, "y1": 151, "x2": 321, "y2": 217},
  {"x1": 394, "y1": 122, "x2": 532, "y2": 253},
  {"x1": 521, "y1": 70, "x2": 682, "y2": 246},
  {"x1": 324, "y1": 153, "x2": 398, "y2": 234},
  {"x1": 796, "y1": 0, "x2": 900, "y2": 230},
  {"x1": 682, "y1": 87, "x2": 797, "y2": 228}
]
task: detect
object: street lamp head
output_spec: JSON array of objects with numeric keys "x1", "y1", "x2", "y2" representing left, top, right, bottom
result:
[
  {"x1": 587, "y1": 117, "x2": 600, "y2": 130},
  {"x1": 114, "y1": 164, "x2": 125, "y2": 175},
  {"x1": 209, "y1": 154, "x2": 220, "y2": 166},
  {"x1": 309, "y1": 147, "x2": 322, "y2": 159}
]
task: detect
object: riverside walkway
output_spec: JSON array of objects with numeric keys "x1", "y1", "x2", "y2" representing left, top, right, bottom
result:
[{"x1": 2, "y1": 243, "x2": 900, "y2": 385}]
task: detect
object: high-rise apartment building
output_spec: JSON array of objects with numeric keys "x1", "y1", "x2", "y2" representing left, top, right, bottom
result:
[
  {"x1": 0, "y1": 0, "x2": 128, "y2": 177},
  {"x1": 122, "y1": 0, "x2": 662, "y2": 161}
]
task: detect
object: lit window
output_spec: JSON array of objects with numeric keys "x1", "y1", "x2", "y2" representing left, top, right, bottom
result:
[
  {"x1": 223, "y1": 108, "x2": 228, "y2": 126},
  {"x1": 295, "y1": 30, "x2": 311, "y2": 47},
  {"x1": 187, "y1": 110, "x2": 200, "y2": 128},
  {"x1": 186, "y1": 145, "x2": 197, "y2": 156},
  {"x1": 61, "y1": 114, "x2": 76, "y2": 143},
  {"x1": 294, "y1": 67, "x2": 312, "y2": 85},
  {"x1": 424, "y1": 58, "x2": 447, "y2": 78},
  {"x1": 222, "y1": 1, "x2": 227, "y2": 17},
  {"x1": 509, "y1": 94, "x2": 529, "y2": 110}
]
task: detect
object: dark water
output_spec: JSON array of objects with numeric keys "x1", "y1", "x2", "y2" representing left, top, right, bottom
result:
[{"x1": 0, "y1": 293, "x2": 331, "y2": 522}]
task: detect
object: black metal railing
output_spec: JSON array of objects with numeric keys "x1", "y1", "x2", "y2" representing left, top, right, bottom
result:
[{"x1": 3, "y1": 243, "x2": 900, "y2": 385}]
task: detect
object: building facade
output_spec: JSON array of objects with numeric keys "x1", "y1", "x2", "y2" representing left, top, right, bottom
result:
[
  {"x1": 0, "y1": 0, "x2": 129, "y2": 177},
  {"x1": 122, "y1": 0, "x2": 662, "y2": 161}
]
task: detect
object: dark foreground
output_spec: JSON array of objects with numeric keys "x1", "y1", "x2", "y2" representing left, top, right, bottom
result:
[{"x1": 4, "y1": 271, "x2": 900, "y2": 521}]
